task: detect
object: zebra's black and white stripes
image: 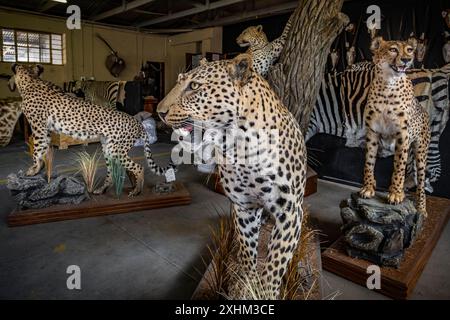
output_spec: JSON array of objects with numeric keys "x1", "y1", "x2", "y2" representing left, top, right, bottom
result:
[
  {"x1": 307, "y1": 62, "x2": 450, "y2": 191},
  {"x1": 65, "y1": 80, "x2": 121, "y2": 109}
]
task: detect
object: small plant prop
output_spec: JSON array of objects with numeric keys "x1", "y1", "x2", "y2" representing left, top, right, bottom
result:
[
  {"x1": 108, "y1": 156, "x2": 126, "y2": 198},
  {"x1": 280, "y1": 213, "x2": 319, "y2": 300},
  {"x1": 75, "y1": 150, "x2": 101, "y2": 193},
  {"x1": 201, "y1": 208, "x2": 237, "y2": 299},
  {"x1": 43, "y1": 146, "x2": 54, "y2": 183}
]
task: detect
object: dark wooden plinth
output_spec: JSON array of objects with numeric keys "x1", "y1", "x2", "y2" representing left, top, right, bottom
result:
[
  {"x1": 322, "y1": 196, "x2": 450, "y2": 299},
  {"x1": 8, "y1": 182, "x2": 191, "y2": 227}
]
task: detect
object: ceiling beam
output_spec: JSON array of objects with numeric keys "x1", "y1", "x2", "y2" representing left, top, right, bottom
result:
[
  {"x1": 136, "y1": 0, "x2": 246, "y2": 28},
  {"x1": 188, "y1": 0, "x2": 206, "y2": 8},
  {"x1": 134, "y1": 9, "x2": 165, "y2": 16},
  {"x1": 189, "y1": 1, "x2": 298, "y2": 28},
  {"x1": 143, "y1": 28, "x2": 194, "y2": 34},
  {"x1": 92, "y1": 0, "x2": 157, "y2": 21},
  {"x1": 38, "y1": 0, "x2": 60, "y2": 12}
]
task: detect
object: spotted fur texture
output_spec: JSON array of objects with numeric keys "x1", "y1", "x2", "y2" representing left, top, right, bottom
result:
[
  {"x1": 360, "y1": 38, "x2": 430, "y2": 216},
  {"x1": 0, "y1": 97, "x2": 22, "y2": 147},
  {"x1": 236, "y1": 13, "x2": 293, "y2": 77},
  {"x1": 157, "y1": 54, "x2": 307, "y2": 299},
  {"x1": 12, "y1": 64, "x2": 169, "y2": 197}
]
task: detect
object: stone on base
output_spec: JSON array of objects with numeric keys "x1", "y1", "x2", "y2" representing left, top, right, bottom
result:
[
  {"x1": 341, "y1": 192, "x2": 423, "y2": 268},
  {"x1": 7, "y1": 171, "x2": 87, "y2": 210}
]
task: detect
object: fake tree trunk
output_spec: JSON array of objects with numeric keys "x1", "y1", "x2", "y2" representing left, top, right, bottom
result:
[{"x1": 268, "y1": 0, "x2": 349, "y2": 134}]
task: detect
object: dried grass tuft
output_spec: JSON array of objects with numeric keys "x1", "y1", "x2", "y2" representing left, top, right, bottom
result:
[
  {"x1": 200, "y1": 208, "x2": 322, "y2": 300},
  {"x1": 74, "y1": 150, "x2": 101, "y2": 193},
  {"x1": 280, "y1": 213, "x2": 320, "y2": 300},
  {"x1": 201, "y1": 208, "x2": 237, "y2": 299}
]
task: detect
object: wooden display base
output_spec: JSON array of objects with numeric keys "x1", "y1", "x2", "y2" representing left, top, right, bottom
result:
[
  {"x1": 322, "y1": 196, "x2": 450, "y2": 299},
  {"x1": 8, "y1": 182, "x2": 191, "y2": 227},
  {"x1": 305, "y1": 167, "x2": 318, "y2": 197},
  {"x1": 51, "y1": 132, "x2": 100, "y2": 150}
]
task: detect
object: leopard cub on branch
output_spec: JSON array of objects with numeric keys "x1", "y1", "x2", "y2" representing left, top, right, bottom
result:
[{"x1": 360, "y1": 36, "x2": 430, "y2": 216}]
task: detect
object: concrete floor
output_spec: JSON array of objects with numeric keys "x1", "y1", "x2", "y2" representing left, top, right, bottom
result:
[{"x1": 0, "y1": 139, "x2": 449, "y2": 299}]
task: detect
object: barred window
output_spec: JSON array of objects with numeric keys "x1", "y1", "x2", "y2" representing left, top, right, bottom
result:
[{"x1": 0, "y1": 28, "x2": 65, "y2": 65}]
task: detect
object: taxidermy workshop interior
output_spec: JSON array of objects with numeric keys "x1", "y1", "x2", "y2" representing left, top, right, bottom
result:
[{"x1": 0, "y1": 0, "x2": 449, "y2": 302}]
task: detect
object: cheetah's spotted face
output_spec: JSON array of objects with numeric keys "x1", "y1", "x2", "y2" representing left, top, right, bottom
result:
[
  {"x1": 11, "y1": 64, "x2": 43, "y2": 92},
  {"x1": 370, "y1": 37, "x2": 417, "y2": 74},
  {"x1": 236, "y1": 25, "x2": 268, "y2": 48},
  {"x1": 157, "y1": 54, "x2": 253, "y2": 133}
]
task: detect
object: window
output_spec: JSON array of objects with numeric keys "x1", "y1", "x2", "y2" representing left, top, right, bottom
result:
[{"x1": 0, "y1": 28, "x2": 65, "y2": 65}]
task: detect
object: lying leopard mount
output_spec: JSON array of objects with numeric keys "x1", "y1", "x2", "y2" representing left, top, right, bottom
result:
[{"x1": 96, "y1": 34, "x2": 126, "y2": 78}]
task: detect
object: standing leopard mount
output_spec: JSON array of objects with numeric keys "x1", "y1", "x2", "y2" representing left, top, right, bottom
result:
[
  {"x1": 157, "y1": 54, "x2": 307, "y2": 299},
  {"x1": 11, "y1": 64, "x2": 172, "y2": 197},
  {"x1": 359, "y1": 37, "x2": 430, "y2": 217},
  {"x1": 236, "y1": 13, "x2": 294, "y2": 77}
]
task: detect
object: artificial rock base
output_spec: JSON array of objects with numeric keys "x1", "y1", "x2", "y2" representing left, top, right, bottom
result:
[
  {"x1": 7, "y1": 171, "x2": 87, "y2": 210},
  {"x1": 341, "y1": 192, "x2": 423, "y2": 268},
  {"x1": 323, "y1": 196, "x2": 450, "y2": 299},
  {"x1": 8, "y1": 182, "x2": 191, "y2": 227}
]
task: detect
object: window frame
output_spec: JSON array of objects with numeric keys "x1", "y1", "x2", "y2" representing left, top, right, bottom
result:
[{"x1": 0, "y1": 27, "x2": 66, "y2": 66}]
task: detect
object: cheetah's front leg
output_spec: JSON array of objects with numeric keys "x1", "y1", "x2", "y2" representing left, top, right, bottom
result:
[
  {"x1": 388, "y1": 132, "x2": 409, "y2": 205},
  {"x1": 360, "y1": 128, "x2": 379, "y2": 199},
  {"x1": 228, "y1": 205, "x2": 262, "y2": 300},
  {"x1": 414, "y1": 129, "x2": 430, "y2": 216},
  {"x1": 26, "y1": 129, "x2": 51, "y2": 176}
]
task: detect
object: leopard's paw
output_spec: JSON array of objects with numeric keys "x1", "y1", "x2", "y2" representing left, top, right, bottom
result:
[
  {"x1": 93, "y1": 186, "x2": 107, "y2": 195},
  {"x1": 387, "y1": 191, "x2": 405, "y2": 205},
  {"x1": 359, "y1": 185, "x2": 375, "y2": 199},
  {"x1": 26, "y1": 166, "x2": 40, "y2": 176},
  {"x1": 128, "y1": 188, "x2": 141, "y2": 197}
]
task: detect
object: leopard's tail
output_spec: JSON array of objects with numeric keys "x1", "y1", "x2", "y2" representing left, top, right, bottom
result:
[
  {"x1": 278, "y1": 11, "x2": 295, "y2": 44},
  {"x1": 143, "y1": 134, "x2": 176, "y2": 176}
]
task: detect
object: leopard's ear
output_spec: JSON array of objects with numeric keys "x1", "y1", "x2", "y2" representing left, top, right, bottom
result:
[
  {"x1": 34, "y1": 64, "x2": 44, "y2": 76},
  {"x1": 407, "y1": 37, "x2": 418, "y2": 51},
  {"x1": 199, "y1": 57, "x2": 208, "y2": 66},
  {"x1": 228, "y1": 54, "x2": 253, "y2": 86},
  {"x1": 256, "y1": 25, "x2": 263, "y2": 32},
  {"x1": 11, "y1": 63, "x2": 18, "y2": 74},
  {"x1": 370, "y1": 36, "x2": 384, "y2": 52}
]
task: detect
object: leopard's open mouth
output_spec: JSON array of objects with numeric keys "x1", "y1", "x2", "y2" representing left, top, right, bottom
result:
[
  {"x1": 173, "y1": 120, "x2": 194, "y2": 138},
  {"x1": 390, "y1": 64, "x2": 409, "y2": 73},
  {"x1": 237, "y1": 39, "x2": 250, "y2": 47}
]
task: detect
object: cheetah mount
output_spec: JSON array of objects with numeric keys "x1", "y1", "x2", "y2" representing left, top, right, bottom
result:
[{"x1": 6, "y1": 63, "x2": 190, "y2": 226}]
